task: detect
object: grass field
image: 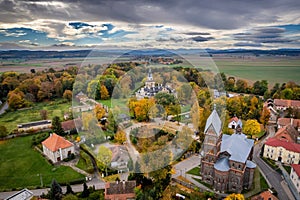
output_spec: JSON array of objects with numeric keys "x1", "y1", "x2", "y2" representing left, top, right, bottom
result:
[
  {"x1": 214, "y1": 58, "x2": 300, "y2": 85},
  {"x1": 0, "y1": 99, "x2": 71, "y2": 133},
  {"x1": 0, "y1": 135, "x2": 84, "y2": 191},
  {"x1": 186, "y1": 166, "x2": 200, "y2": 176}
]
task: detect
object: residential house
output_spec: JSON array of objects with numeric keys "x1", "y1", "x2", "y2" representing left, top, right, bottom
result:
[
  {"x1": 61, "y1": 118, "x2": 83, "y2": 134},
  {"x1": 5, "y1": 188, "x2": 33, "y2": 200},
  {"x1": 273, "y1": 124, "x2": 299, "y2": 143},
  {"x1": 273, "y1": 99, "x2": 300, "y2": 111},
  {"x1": 228, "y1": 116, "x2": 239, "y2": 129},
  {"x1": 278, "y1": 118, "x2": 300, "y2": 133},
  {"x1": 42, "y1": 133, "x2": 75, "y2": 163},
  {"x1": 291, "y1": 164, "x2": 300, "y2": 195},
  {"x1": 201, "y1": 106, "x2": 256, "y2": 193},
  {"x1": 263, "y1": 137, "x2": 300, "y2": 164},
  {"x1": 251, "y1": 190, "x2": 278, "y2": 200},
  {"x1": 105, "y1": 180, "x2": 136, "y2": 200}
]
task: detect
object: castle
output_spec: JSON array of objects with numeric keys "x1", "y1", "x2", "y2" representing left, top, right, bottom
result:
[
  {"x1": 135, "y1": 68, "x2": 175, "y2": 99},
  {"x1": 200, "y1": 106, "x2": 256, "y2": 193}
]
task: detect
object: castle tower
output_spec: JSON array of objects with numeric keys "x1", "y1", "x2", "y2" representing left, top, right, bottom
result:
[{"x1": 201, "y1": 105, "x2": 223, "y2": 185}]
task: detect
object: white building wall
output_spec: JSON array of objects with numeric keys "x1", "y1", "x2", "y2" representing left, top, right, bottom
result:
[
  {"x1": 42, "y1": 145, "x2": 74, "y2": 163},
  {"x1": 263, "y1": 144, "x2": 300, "y2": 164},
  {"x1": 290, "y1": 168, "x2": 300, "y2": 194}
]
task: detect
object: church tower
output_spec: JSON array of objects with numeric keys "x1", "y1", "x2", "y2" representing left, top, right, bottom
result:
[
  {"x1": 145, "y1": 68, "x2": 155, "y2": 88},
  {"x1": 201, "y1": 105, "x2": 223, "y2": 185}
]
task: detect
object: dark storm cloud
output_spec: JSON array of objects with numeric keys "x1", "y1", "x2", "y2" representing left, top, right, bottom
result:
[
  {"x1": 1, "y1": 0, "x2": 300, "y2": 30},
  {"x1": 184, "y1": 32, "x2": 211, "y2": 35},
  {"x1": 190, "y1": 36, "x2": 214, "y2": 42},
  {"x1": 234, "y1": 42, "x2": 263, "y2": 47},
  {"x1": 234, "y1": 27, "x2": 294, "y2": 44}
]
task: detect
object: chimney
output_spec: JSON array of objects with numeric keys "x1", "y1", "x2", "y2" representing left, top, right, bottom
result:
[{"x1": 291, "y1": 118, "x2": 294, "y2": 126}]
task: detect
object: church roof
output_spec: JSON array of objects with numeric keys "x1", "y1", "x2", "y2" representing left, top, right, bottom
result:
[
  {"x1": 204, "y1": 107, "x2": 222, "y2": 136},
  {"x1": 221, "y1": 133, "x2": 254, "y2": 163},
  {"x1": 214, "y1": 157, "x2": 230, "y2": 171},
  {"x1": 246, "y1": 160, "x2": 256, "y2": 168}
]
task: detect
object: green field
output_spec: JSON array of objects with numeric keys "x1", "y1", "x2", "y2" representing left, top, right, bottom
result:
[
  {"x1": 0, "y1": 135, "x2": 84, "y2": 191},
  {"x1": 214, "y1": 58, "x2": 300, "y2": 85},
  {"x1": 0, "y1": 99, "x2": 71, "y2": 133}
]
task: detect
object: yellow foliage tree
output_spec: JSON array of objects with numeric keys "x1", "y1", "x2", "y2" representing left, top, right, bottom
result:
[
  {"x1": 260, "y1": 107, "x2": 270, "y2": 127},
  {"x1": 100, "y1": 85, "x2": 110, "y2": 100},
  {"x1": 94, "y1": 104, "x2": 106, "y2": 121},
  {"x1": 114, "y1": 130, "x2": 127, "y2": 144},
  {"x1": 244, "y1": 119, "x2": 261, "y2": 137},
  {"x1": 224, "y1": 193, "x2": 245, "y2": 200}
]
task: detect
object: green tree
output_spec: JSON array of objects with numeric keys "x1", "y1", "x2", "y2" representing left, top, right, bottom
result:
[
  {"x1": 244, "y1": 119, "x2": 261, "y2": 137},
  {"x1": 0, "y1": 125, "x2": 8, "y2": 138},
  {"x1": 236, "y1": 79, "x2": 248, "y2": 93},
  {"x1": 49, "y1": 179, "x2": 63, "y2": 200},
  {"x1": 81, "y1": 182, "x2": 89, "y2": 198},
  {"x1": 107, "y1": 110, "x2": 117, "y2": 133},
  {"x1": 65, "y1": 183, "x2": 74, "y2": 195},
  {"x1": 97, "y1": 146, "x2": 112, "y2": 176},
  {"x1": 40, "y1": 109, "x2": 48, "y2": 120},
  {"x1": 280, "y1": 88, "x2": 293, "y2": 99},
  {"x1": 52, "y1": 116, "x2": 65, "y2": 136}
]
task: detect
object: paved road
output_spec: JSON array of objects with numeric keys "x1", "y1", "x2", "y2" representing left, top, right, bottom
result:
[
  {"x1": 172, "y1": 154, "x2": 200, "y2": 178},
  {"x1": 253, "y1": 125, "x2": 295, "y2": 200},
  {"x1": 0, "y1": 102, "x2": 8, "y2": 115}
]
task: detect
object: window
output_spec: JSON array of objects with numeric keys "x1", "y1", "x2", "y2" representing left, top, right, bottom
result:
[{"x1": 238, "y1": 164, "x2": 241, "y2": 169}]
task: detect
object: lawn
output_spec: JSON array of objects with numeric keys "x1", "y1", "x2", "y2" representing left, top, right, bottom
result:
[
  {"x1": 214, "y1": 58, "x2": 300, "y2": 86},
  {"x1": 0, "y1": 99, "x2": 71, "y2": 133},
  {"x1": 0, "y1": 134, "x2": 84, "y2": 191},
  {"x1": 186, "y1": 166, "x2": 200, "y2": 176}
]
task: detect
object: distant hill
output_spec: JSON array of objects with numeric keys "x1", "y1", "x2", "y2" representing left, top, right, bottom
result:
[{"x1": 0, "y1": 48, "x2": 299, "y2": 59}]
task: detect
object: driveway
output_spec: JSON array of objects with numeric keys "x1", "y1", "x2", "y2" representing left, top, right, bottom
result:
[{"x1": 253, "y1": 125, "x2": 295, "y2": 200}]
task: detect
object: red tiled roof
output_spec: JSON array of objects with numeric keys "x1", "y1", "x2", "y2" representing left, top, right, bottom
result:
[
  {"x1": 292, "y1": 164, "x2": 300, "y2": 177},
  {"x1": 61, "y1": 118, "x2": 82, "y2": 131},
  {"x1": 251, "y1": 190, "x2": 278, "y2": 200},
  {"x1": 106, "y1": 181, "x2": 136, "y2": 195},
  {"x1": 278, "y1": 118, "x2": 300, "y2": 128},
  {"x1": 265, "y1": 137, "x2": 300, "y2": 153},
  {"x1": 42, "y1": 133, "x2": 73, "y2": 152},
  {"x1": 229, "y1": 116, "x2": 239, "y2": 123},
  {"x1": 274, "y1": 124, "x2": 299, "y2": 143},
  {"x1": 274, "y1": 99, "x2": 300, "y2": 108}
]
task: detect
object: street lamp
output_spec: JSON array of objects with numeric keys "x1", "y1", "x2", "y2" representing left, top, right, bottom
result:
[{"x1": 37, "y1": 173, "x2": 43, "y2": 187}]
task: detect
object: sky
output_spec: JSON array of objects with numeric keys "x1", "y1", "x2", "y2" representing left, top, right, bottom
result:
[{"x1": 0, "y1": 0, "x2": 299, "y2": 50}]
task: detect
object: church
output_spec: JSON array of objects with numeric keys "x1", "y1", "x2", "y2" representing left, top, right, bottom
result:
[
  {"x1": 135, "y1": 68, "x2": 176, "y2": 99},
  {"x1": 200, "y1": 106, "x2": 256, "y2": 193}
]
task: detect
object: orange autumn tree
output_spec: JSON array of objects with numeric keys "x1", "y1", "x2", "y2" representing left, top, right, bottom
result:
[{"x1": 129, "y1": 98, "x2": 155, "y2": 122}]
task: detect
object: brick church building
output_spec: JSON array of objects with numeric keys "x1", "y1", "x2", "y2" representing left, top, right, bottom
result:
[{"x1": 200, "y1": 106, "x2": 256, "y2": 193}]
